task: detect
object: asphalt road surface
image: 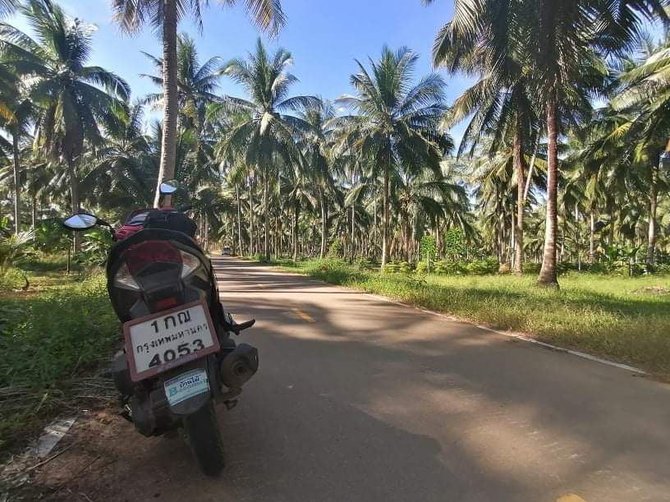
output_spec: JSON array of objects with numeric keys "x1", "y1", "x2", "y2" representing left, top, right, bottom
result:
[{"x1": 38, "y1": 257, "x2": 670, "y2": 502}]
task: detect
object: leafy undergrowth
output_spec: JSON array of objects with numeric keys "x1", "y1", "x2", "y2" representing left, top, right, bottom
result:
[
  {"x1": 273, "y1": 258, "x2": 670, "y2": 379},
  {"x1": 0, "y1": 269, "x2": 119, "y2": 457}
]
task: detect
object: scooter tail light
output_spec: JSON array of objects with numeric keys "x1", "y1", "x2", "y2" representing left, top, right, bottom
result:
[
  {"x1": 180, "y1": 250, "x2": 201, "y2": 278},
  {"x1": 125, "y1": 241, "x2": 182, "y2": 276},
  {"x1": 114, "y1": 262, "x2": 141, "y2": 291}
]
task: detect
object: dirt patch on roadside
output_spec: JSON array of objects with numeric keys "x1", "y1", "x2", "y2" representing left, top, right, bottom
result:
[{"x1": 2, "y1": 410, "x2": 194, "y2": 501}]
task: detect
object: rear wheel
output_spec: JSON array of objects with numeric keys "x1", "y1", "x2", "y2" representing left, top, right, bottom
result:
[{"x1": 183, "y1": 401, "x2": 225, "y2": 476}]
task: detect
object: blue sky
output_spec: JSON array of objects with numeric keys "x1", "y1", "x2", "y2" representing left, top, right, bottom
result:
[{"x1": 9, "y1": 0, "x2": 472, "y2": 138}]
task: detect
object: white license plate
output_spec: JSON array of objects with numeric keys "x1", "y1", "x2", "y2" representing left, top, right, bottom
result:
[
  {"x1": 123, "y1": 300, "x2": 220, "y2": 381},
  {"x1": 164, "y1": 369, "x2": 210, "y2": 406}
]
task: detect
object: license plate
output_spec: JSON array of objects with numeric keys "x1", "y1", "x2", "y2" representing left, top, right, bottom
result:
[
  {"x1": 123, "y1": 300, "x2": 220, "y2": 381},
  {"x1": 164, "y1": 369, "x2": 210, "y2": 406}
]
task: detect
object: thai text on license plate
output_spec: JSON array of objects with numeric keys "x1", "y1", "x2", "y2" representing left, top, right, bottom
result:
[{"x1": 123, "y1": 300, "x2": 220, "y2": 381}]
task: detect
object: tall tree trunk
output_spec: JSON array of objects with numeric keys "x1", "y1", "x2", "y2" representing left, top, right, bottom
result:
[
  {"x1": 350, "y1": 204, "x2": 355, "y2": 261},
  {"x1": 381, "y1": 156, "x2": 390, "y2": 269},
  {"x1": 248, "y1": 176, "x2": 255, "y2": 255},
  {"x1": 68, "y1": 158, "x2": 81, "y2": 252},
  {"x1": 373, "y1": 199, "x2": 378, "y2": 259},
  {"x1": 509, "y1": 211, "x2": 517, "y2": 273},
  {"x1": 31, "y1": 193, "x2": 37, "y2": 229},
  {"x1": 538, "y1": 96, "x2": 559, "y2": 287},
  {"x1": 236, "y1": 184, "x2": 242, "y2": 256},
  {"x1": 513, "y1": 127, "x2": 525, "y2": 274},
  {"x1": 589, "y1": 212, "x2": 596, "y2": 264},
  {"x1": 575, "y1": 206, "x2": 581, "y2": 271},
  {"x1": 274, "y1": 215, "x2": 279, "y2": 258},
  {"x1": 646, "y1": 161, "x2": 658, "y2": 268},
  {"x1": 407, "y1": 217, "x2": 411, "y2": 262},
  {"x1": 524, "y1": 139, "x2": 539, "y2": 201},
  {"x1": 320, "y1": 193, "x2": 327, "y2": 259},
  {"x1": 498, "y1": 214, "x2": 504, "y2": 264},
  {"x1": 292, "y1": 202, "x2": 299, "y2": 261},
  {"x1": 153, "y1": 0, "x2": 178, "y2": 208},
  {"x1": 203, "y1": 213, "x2": 209, "y2": 251},
  {"x1": 263, "y1": 172, "x2": 270, "y2": 261},
  {"x1": 608, "y1": 199, "x2": 615, "y2": 246},
  {"x1": 12, "y1": 132, "x2": 20, "y2": 234}
]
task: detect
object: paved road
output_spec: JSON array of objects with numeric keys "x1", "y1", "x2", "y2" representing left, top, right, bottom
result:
[{"x1": 43, "y1": 258, "x2": 670, "y2": 501}]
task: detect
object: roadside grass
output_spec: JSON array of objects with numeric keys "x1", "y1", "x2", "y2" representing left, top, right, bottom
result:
[
  {"x1": 0, "y1": 266, "x2": 119, "y2": 457},
  {"x1": 270, "y1": 258, "x2": 670, "y2": 379}
]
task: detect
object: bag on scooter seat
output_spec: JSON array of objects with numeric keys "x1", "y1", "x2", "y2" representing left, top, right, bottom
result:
[{"x1": 143, "y1": 209, "x2": 197, "y2": 237}]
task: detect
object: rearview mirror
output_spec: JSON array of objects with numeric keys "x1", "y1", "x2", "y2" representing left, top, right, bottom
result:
[
  {"x1": 160, "y1": 180, "x2": 179, "y2": 195},
  {"x1": 63, "y1": 213, "x2": 98, "y2": 231}
]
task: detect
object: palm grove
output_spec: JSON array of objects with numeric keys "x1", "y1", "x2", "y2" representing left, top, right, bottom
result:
[{"x1": 1, "y1": 0, "x2": 669, "y2": 288}]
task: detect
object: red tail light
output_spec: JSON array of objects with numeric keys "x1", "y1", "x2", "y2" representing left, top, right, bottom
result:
[
  {"x1": 125, "y1": 241, "x2": 182, "y2": 276},
  {"x1": 154, "y1": 296, "x2": 179, "y2": 310}
]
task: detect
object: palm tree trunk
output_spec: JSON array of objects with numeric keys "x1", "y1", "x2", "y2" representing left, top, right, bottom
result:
[
  {"x1": 292, "y1": 202, "x2": 300, "y2": 261},
  {"x1": 373, "y1": 198, "x2": 378, "y2": 259},
  {"x1": 248, "y1": 176, "x2": 255, "y2": 255},
  {"x1": 606, "y1": 198, "x2": 615, "y2": 246},
  {"x1": 574, "y1": 206, "x2": 581, "y2": 270},
  {"x1": 589, "y1": 212, "x2": 596, "y2": 264},
  {"x1": 204, "y1": 213, "x2": 209, "y2": 251},
  {"x1": 646, "y1": 161, "x2": 658, "y2": 268},
  {"x1": 350, "y1": 204, "x2": 355, "y2": 261},
  {"x1": 509, "y1": 211, "x2": 516, "y2": 271},
  {"x1": 538, "y1": 96, "x2": 559, "y2": 287},
  {"x1": 263, "y1": 172, "x2": 270, "y2": 261},
  {"x1": 320, "y1": 194, "x2": 327, "y2": 259},
  {"x1": 236, "y1": 184, "x2": 243, "y2": 255},
  {"x1": 67, "y1": 158, "x2": 81, "y2": 252},
  {"x1": 12, "y1": 132, "x2": 20, "y2": 234},
  {"x1": 31, "y1": 193, "x2": 37, "y2": 230},
  {"x1": 274, "y1": 215, "x2": 279, "y2": 258},
  {"x1": 381, "y1": 156, "x2": 390, "y2": 269},
  {"x1": 513, "y1": 127, "x2": 525, "y2": 274},
  {"x1": 153, "y1": 0, "x2": 178, "y2": 208},
  {"x1": 498, "y1": 214, "x2": 504, "y2": 264},
  {"x1": 524, "y1": 139, "x2": 539, "y2": 201}
]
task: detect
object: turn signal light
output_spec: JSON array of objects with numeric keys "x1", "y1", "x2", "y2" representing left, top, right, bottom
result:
[{"x1": 114, "y1": 262, "x2": 141, "y2": 291}]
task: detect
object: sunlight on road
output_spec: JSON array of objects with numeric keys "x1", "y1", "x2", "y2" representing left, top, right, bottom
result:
[
  {"x1": 292, "y1": 308, "x2": 316, "y2": 323},
  {"x1": 557, "y1": 494, "x2": 587, "y2": 502}
]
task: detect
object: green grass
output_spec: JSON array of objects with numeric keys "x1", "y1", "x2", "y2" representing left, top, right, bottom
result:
[
  {"x1": 274, "y1": 258, "x2": 670, "y2": 379},
  {"x1": 0, "y1": 267, "x2": 119, "y2": 456}
]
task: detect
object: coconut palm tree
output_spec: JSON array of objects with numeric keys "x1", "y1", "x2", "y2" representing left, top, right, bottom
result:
[
  {"x1": 336, "y1": 46, "x2": 452, "y2": 268},
  {"x1": 142, "y1": 34, "x2": 222, "y2": 132},
  {"x1": 612, "y1": 39, "x2": 670, "y2": 266},
  {"x1": 530, "y1": 0, "x2": 667, "y2": 285},
  {"x1": 0, "y1": 84, "x2": 33, "y2": 233},
  {"x1": 0, "y1": 0, "x2": 18, "y2": 18},
  {"x1": 215, "y1": 38, "x2": 316, "y2": 261},
  {"x1": 1, "y1": 0, "x2": 130, "y2": 249},
  {"x1": 429, "y1": 0, "x2": 668, "y2": 285},
  {"x1": 297, "y1": 98, "x2": 337, "y2": 258},
  {"x1": 111, "y1": 0, "x2": 285, "y2": 207},
  {"x1": 429, "y1": 0, "x2": 540, "y2": 273},
  {"x1": 394, "y1": 166, "x2": 470, "y2": 262},
  {"x1": 81, "y1": 103, "x2": 156, "y2": 214}
]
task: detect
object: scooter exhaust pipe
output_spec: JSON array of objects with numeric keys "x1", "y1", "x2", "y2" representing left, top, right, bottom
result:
[{"x1": 220, "y1": 343, "x2": 259, "y2": 389}]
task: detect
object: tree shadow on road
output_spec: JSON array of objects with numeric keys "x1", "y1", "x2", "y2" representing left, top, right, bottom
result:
[{"x1": 26, "y1": 259, "x2": 670, "y2": 502}]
